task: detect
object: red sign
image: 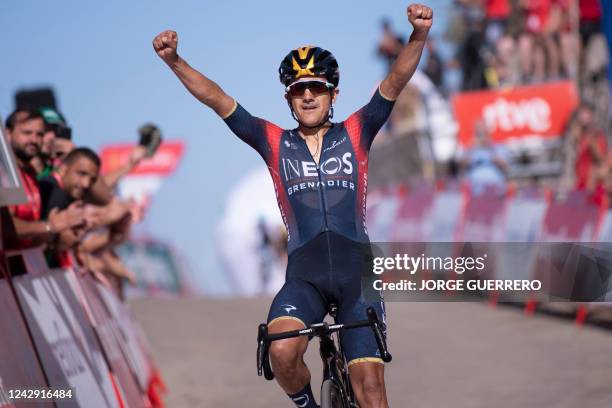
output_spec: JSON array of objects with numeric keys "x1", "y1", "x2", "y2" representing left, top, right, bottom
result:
[
  {"x1": 100, "y1": 141, "x2": 185, "y2": 176},
  {"x1": 452, "y1": 81, "x2": 579, "y2": 147}
]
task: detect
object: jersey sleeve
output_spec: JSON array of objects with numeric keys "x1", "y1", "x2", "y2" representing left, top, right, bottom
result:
[
  {"x1": 223, "y1": 101, "x2": 273, "y2": 159},
  {"x1": 344, "y1": 86, "x2": 395, "y2": 150}
]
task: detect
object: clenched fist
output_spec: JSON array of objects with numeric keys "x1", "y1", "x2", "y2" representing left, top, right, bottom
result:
[
  {"x1": 153, "y1": 30, "x2": 179, "y2": 65},
  {"x1": 407, "y1": 4, "x2": 433, "y2": 32}
]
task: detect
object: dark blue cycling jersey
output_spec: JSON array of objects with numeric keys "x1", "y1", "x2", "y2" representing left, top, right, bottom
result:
[
  {"x1": 224, "y1": 87, "x2": 395, "y2": 255},
  {"x1": 225, "y1": 87, "x2": 394, "y2": 365}
]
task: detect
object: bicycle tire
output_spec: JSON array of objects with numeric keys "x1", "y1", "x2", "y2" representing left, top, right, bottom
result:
[{"x1": 320, "y1": 379, "x2": 348, "y2": 408}]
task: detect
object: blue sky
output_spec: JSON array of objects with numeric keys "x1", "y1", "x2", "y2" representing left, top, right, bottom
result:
[{"x1": 1, "y1": 0, "x2": 450, "y2": 294}]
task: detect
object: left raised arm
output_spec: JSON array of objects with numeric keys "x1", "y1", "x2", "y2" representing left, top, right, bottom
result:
[{"x1": 380, "y1": 4, "x2": 433, "y2": 100}]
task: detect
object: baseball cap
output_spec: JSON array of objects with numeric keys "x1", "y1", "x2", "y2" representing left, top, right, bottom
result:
[{"x1": 39, "y1": 106, "x2": 66, "y2": 126}]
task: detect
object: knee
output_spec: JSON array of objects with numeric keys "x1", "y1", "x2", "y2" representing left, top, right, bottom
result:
[
  {"x1": 355, "y1": 376, "x2": 384, "y2": 407},
  {"x1": 269, "y1": 339, "x2": 302, "y2": 373}
]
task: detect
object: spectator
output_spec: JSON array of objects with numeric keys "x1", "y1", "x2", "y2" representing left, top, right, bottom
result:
[
  {"x1": 487, "y1": 34, "x2": 520, "y2": 87},
  {"x1": 75, "y1": 145, "x2": 146, "y2": 295},
  {"x1": 39, "y1": 147, "x2": 100, "y2": 219},
  {"x1": 424, "y1": 39, "x2": 444, "y2": 90},
  {"x1": 557, "y1": 0, "x2": 579, "y2": 81},
  {"x1": 588, "y1": 151, "x2": 612, "y2": 207},
  {"x1": 38, "y1": 147, "x2": 101, "y2": 267},
  {"x1": 458, "y1": 121, "x2": 509, "y2": 194},
  {"x1": 571, "y1": 103, "x2": 607, "y2": 190},
  {"x1": 4, "y1": 108, "x2": 84, "y2": 248},
  {"x1": 579, "y1": 0, "x2": 602, "y2": 49},
  {"x1": 377, "y1": 19, "x2": 405, "y2": 72},
  {"x1": 479, "y1": 0, "x2": 520, "y2": 88},
  {"x1": 519, "y1": 0, "x2": 561, "y2": 82},
  {"x1": 77, "y1": 198, "x2": 137, "y2": 296},
  {"x1": 37, "y1": 145, "x2": 138, "y2": 289},
  {"x1": 50, "y1": 136, "x2": 76, "y2": 168},
  {"x1": 454, "y1": 0, "x2": 488, "y2": 90},
  {"x1": 484, "y1": 0, "x2": 511, "y2": 47},
  {"x1": 578, "y1": 0, "x2": 607, "y2": 112},
  {"x1": 33, "y1": 107, "x2": 71, "y2": 178}
]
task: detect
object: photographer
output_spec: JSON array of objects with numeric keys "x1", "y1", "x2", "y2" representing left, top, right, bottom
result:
[{"x1": 32, "y1": 107, "x2": 72, "y2": 178}]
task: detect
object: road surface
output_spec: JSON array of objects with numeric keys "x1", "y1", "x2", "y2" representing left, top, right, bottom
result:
[{"x1": 130, "y1": 298, "x2": 612, "y2": 407}]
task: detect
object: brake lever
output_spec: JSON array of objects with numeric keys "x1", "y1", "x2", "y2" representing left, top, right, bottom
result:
[
  {"x1": 366, "y1": 307, "x2": 392, "y2": 363},
  {"x1": 257, "y1": 323, "x2": 267, "y2": 376}
]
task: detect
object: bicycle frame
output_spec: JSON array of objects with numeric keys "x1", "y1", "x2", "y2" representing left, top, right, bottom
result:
[{"x1": 318, "y1": 323, "x2": 354, "y2": 404}]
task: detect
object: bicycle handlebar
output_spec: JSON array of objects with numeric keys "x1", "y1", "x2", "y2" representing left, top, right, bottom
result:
[{"x1": 257, "y1": 307, "x2": 392, "y2": 378}]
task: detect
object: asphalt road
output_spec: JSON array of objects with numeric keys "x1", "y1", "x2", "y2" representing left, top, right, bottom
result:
[{"x1": 130, "y1": 298, "x2": 612, "y2": 408}]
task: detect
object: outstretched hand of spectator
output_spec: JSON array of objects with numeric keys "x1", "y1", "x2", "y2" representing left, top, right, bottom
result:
[
  {"x1": 153, "y1": 30, "x2": 179, "y2": 65},
  {"x1": 129, "y1": 145, "x2": 147, "y2": 168},
  {"x1": 49, "y1": 201, "x2": 86, "y2": 232},
  {"x1": 407, "y1": 4, "x2": 433, "y2": 33}
]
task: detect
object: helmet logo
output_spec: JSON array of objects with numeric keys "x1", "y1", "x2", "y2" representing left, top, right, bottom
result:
[
  {"x1": 291, "y1": 55, "x2": 315, "y2": 78},
  {"x1": 297, "y1": 46, "x2": 311, "y2": 60}
]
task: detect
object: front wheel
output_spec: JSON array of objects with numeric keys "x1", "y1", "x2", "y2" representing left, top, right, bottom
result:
[{"x1": 320, "y1": 379, "x2": 348, "y2": 408}]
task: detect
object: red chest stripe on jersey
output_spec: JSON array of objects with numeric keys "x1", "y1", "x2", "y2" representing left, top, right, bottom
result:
[
  {"x1": 265, "y1": 122, "x2": 295, "y2": 243},
  {"x1": 344, "y1": 112, "x2": 369, "y2": 234}
]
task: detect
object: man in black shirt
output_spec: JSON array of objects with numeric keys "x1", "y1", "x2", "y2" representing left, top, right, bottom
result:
[
  {"x1": 38, "y1": 147, "x2": 100, "y2": 267},
  {"x1": 39, "y1": 147, "x2": 100, "y2": 218}
]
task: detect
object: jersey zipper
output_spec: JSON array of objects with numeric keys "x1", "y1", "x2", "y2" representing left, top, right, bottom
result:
[
  {"x1": 292, "y1": 130, "x2": 334, "y2": 288},
  {"x1": 295, "y1": 131, "x2": 330, "y2": 232}
]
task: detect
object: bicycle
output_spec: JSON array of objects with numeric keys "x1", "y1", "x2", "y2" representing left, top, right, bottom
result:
[{"x1": 257, "y1": 304, "x2": 392, "y2": 408}]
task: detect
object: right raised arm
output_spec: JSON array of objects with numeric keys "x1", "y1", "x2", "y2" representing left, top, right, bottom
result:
[{"x1": 153, "y1": 30, "x2": 236, "y2": 118}]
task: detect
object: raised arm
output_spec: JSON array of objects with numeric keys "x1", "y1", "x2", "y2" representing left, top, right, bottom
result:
[
  {"x1": 153, "y1": 30, "x2": 235, "y2": 118},
  {"x1": 380, "y1": 4, "x2": 433, "y2": 101}
]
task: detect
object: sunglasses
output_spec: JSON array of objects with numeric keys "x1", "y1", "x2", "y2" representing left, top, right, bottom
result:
[
  {"x1": 51, "y1": 150, "x2": 70, "y2": 161},
  {"x1": 286, "y1": 80, "x2": 334, "y2": 98}
]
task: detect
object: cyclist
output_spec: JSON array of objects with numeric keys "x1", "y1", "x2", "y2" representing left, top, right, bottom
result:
[{"x1": 153, "y1": 4, "x2": 432, "y2": 407}]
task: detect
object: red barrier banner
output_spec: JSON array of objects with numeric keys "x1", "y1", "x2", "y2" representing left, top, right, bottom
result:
[
  {"x1": 5, "y1": 248, "x2": 49, "y2": 278},
  {"x1": 593, "y1": 211, "x2": 612, "y2": 302},
  {"x1": 94, "y1": 281, "x2": 153, "y2": 392},
  {"x1": 531, "y1": 193, "x2": 605, "y2": 299},
  {"x1": 428, "y1": 187, "x2": 466, "y2": 242},
  {"x1": 366, "y1": 192, "x2": 402, "y2": 242},
  {"x1": 539, "y1": 192, "x2": 602, "y2": 241},
  {"x1": 0, "y1": 276, "x2": 49, "y2": 408},
  {"x1": 494, "y1": 192, "x2": 550, "y2": 282},
  {"x1": 597, "y1": 210, "x2": 612, "y2": 242},
  {"x1": 503, "y1": 191, "x2": 549, "y2": 241},
  {"x1": 452, "y1": 81, "x2": 579, "y2": 147},
  {"x1": 74, "y1": 272, "x2": 146, "y2": 407},
  {"x1": 390, "y1": 187, "x2": 435, "y2": 242},
  {"x1": 459, "y1": 189, "x2": 507, "y2": 242},
  {"x1": 12, "y1": 271, "x2": 120, "y2": 407}
]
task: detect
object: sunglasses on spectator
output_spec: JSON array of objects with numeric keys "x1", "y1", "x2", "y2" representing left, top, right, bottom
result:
[
  {"x1": 51, "y1": 150, "x2": 69, "y2": 160},
  {"x1": 286, "y1": 80, "x2": 334, "y2": 98}
]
